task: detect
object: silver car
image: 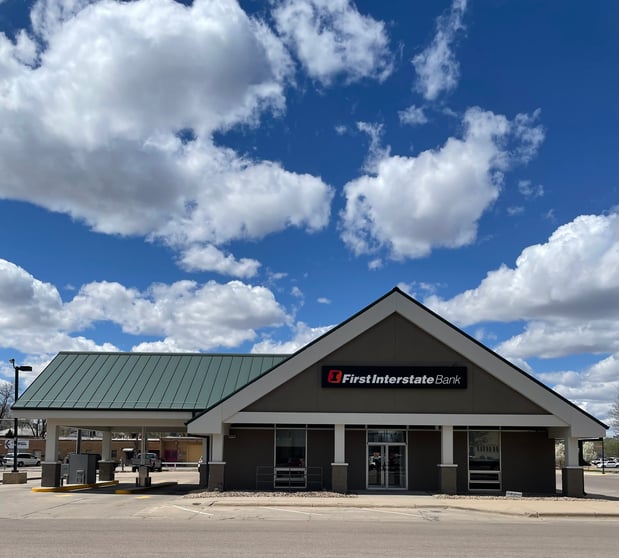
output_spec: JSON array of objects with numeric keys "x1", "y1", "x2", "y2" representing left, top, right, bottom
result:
[
  {"x1": 3, "y1": 452, "x2": 41, "y2": 467},
  {"x1": 594, "y1": 459, "x2": 618, "y2": 468}
]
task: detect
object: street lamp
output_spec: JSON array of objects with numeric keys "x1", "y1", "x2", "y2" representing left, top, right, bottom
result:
[{"x1": 9, "y1": 359, "x2": 32, "y2": 473}]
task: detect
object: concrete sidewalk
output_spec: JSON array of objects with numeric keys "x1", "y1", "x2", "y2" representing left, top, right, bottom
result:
[{"x1": 182, "y1": 492, "x2": 619, "y2": 519}]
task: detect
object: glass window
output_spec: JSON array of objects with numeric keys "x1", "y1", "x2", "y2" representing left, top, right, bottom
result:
[
  {"x1": 275, "y1": 429, "x2": 306, "y2": 467},
  {"x1": 468, "y1": 430, "x2": 501, "y2": 491},
  {"x1": 368, "y1": 430, "x2": 406, "y2": 443},
  {"x1": 468, "y1": 431, "x2": 500, "y2": 471}
]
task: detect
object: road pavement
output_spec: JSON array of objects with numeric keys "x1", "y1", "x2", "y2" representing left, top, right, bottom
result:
[
  {"x1": 1, "y1": 517, "x2": 618, "y2": 558},
  {"x1": 1, "y1": 467, "x2": 617, "y2": 558}
]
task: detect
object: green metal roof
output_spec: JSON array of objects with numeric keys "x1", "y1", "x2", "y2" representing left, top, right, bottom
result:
[{"x1": 14, "y1": 352, "x2": 289, "y2": 412}]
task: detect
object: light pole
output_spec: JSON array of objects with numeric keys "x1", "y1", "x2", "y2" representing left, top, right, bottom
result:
[{"x1": 9, "y1": 359, "x2": 32, "y2": 473}]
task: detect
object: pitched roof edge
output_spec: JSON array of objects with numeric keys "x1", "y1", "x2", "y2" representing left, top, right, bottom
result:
[
  {"x1": 52, "y1": 350, "x2": 290, "y2": 358},
  {"x1": 185, "y1": 288, "x2": 401, "y2": 425},
  {"x1": 393, "y1": 288, "x2": 608, "y2": 431},
  {"x1": 187, "y1": 287, "x2": 608, "y2": 433}
]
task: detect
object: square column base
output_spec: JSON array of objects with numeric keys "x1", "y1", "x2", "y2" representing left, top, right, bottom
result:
[
  {"x1": 198, "y1": 463, "x2": 209, "y2": 488},
  {"x1": 136, "y1": 465, "x2": 150, "y2": 487},
  {"x1": 331, "y1": 463, "x2": 348, "y2": 493},
  {"x1": 207, "y1": 462, "x2": 225, "y2": 491},
  {"x1": 438, "y1": 464, "x2": 458, "y2": 495},
  {"x1": 98, "y1": 461, "x2": 116, "y2": 482},
  {"x1": 2, "y1": 471, "x2": 27, "y2": 484},
  {"x1": 41, "y1": 462, "x2": 61, "y2": 487},
  {"x1": 561, "y1": 467, "x2": 584, "y2": 498}
]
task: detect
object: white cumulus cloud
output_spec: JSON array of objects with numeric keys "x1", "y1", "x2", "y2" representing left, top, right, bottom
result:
[
  {"x1": 178, "y1": 245, "x2": 261, "y2": 278},
  {"x1": 271, "y1": 0, "x2": 393, "y2": 85},
  {"x1": 0, "y1": 0, "x2": 333, "y2": 278},
  {"x1": 0, "y1": 259, "x2": 118, "y2": 358},
  {"x1": 251, "y1": 321, "x2": 333, "y2": 353},
  {"x1": 425, "y1": 212, "x2": 619, "y2": 329},
  {"x1": 0, "y1": 258, "x2": 288, "y2": 357},
  {"x1": 398, "y1": 105, "x2": 428, "y2": 126},
  {"x1": 340, "y1": 107, "x2": 544, "y2": 260},
  {"x1": 413, "y1": 0, "x2": 467, "y2": 100},
  {"x1": 535, "y1": 354, "x2": 619, "y2": 427}
]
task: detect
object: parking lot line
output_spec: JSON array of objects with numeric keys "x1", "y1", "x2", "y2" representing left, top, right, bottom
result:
[
  {"x1": 173, "y1": 505, "x2": 214, "y2": 516},
  {"x1": 261, "y1": 507, "x2": 325, "y2": 516},
  {"x1": 362, "y1": 508, "x2": 420, "y2": 517}
]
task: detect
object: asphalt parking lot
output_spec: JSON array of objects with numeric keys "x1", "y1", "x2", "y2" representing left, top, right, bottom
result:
[{"x1": 1, "y1": 467, "x2": 617, "y2": 521}]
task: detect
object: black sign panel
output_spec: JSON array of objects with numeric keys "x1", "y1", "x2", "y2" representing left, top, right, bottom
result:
[{"x1": 321, "y1": 366, "x2": 467, "y2": 389}]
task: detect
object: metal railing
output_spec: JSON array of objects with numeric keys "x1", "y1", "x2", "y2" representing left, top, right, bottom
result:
[
  {"x1": 468, "y1": 469, "x2": 501, "y2": 491},
  {"x1": 161, "y1": 461, "x2": 200, "y2": 469},
  {"x1": 256, "y1": 466, "x2": 323, "y2": 490}
]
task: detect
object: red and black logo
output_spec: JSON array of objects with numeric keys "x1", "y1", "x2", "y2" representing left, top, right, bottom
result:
[
  {"x1": 322, "y1": 365, "x2": 467, "y2": 389},
  {"x1": 326, "y1": 369, "x2": 343, "y2": 384}
]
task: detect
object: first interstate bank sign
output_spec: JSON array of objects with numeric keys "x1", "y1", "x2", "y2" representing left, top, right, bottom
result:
[{"x1": 321, "y1": 366, "x2": 467, "y2": 389}]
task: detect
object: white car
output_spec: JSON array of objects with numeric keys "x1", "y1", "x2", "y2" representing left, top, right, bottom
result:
[
  {"x1": 3, "y1": 452, "x2": 41, "y2": 467},
  {"x1": 594, "y1": 459, "x2": 618, "y2": 468}
]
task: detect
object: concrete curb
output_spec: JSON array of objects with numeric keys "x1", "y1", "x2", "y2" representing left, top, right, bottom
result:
[
  {"x1": 115, "y1": 481, "x2": 178, "y2": 494},
  {"x1": 33, "y1": 480, "x2": 120, "y2": 492},
  {"x1": 181, "y1": 496, "x2": 619, "y2": 518}
]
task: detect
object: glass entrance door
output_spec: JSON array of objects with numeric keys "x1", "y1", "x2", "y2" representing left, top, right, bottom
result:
[{"x1": 367, "y1": 444, "x2": 406, "y2": 489}]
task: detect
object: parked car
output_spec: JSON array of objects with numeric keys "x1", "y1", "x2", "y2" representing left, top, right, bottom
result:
[
  {"x1": 3, "y1": 453, "x2": 41, "y2": 467},
  {"x1": 594, "y1": 459, "x2": 618, "y2": 468},
  {"x1": 131, "y1": 452, "x2": 163, "y2": 472}
]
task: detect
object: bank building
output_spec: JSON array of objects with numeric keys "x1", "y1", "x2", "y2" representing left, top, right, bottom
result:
[{"x1": 14, "y1": 288, "x2": 605, "y2": 497}]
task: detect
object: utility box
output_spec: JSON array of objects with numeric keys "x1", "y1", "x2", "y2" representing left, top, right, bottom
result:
[{"x1": 67, "y1": 453, "x2": 97, "y2": 484}]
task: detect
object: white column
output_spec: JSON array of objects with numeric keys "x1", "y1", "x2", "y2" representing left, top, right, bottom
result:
[
  {"x1": 565, "y1": 436, "x2": 580, "y2": 467},
  {"x1": 557, "y1": 429, "x2": 584, "y2": 497},
  {"x1": 45, "y1": 420, "x2": 60, "y2": 462},
  {"x1": 441, "y1": 425, "x2": 454, "y2": 464},
  {"x1": 140, "y1": 427, "x2": 147, "y2": 464},
  {"x1": 210, "y1": 433, "x2": 224, "y2": 462},
  {"x1": 334, "y1": 424, "x2": 345, "y2": 463},
  {"x1": 101, "y1": 430, "x2": 112, "y2": 461}
]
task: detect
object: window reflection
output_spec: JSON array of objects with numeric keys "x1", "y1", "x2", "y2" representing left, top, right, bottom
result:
[{"x1": 275, "y1": 428, "x2": 306, "y2": 467}]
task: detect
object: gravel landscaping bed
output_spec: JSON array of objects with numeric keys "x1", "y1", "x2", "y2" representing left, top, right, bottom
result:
[
  {"x1": 185, "y1": 490, "x2": 596, "y2": 501},
  {"x1": 186, "y1": 490, "x2": 357, "y2": 499}
]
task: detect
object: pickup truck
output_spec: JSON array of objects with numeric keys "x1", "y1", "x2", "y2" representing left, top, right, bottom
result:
[{"x1": 131, "y1": 452, "x2": 163, "y2": 472}]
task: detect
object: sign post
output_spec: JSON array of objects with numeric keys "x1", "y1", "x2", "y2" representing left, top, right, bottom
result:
[{"x1": 9, "y1": 359, "x2": 33, "y2": 473}]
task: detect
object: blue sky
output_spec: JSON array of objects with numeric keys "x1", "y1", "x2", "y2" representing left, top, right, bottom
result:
[{"x1": 0, "y1": 0, "x2": 617, "y2": 428}]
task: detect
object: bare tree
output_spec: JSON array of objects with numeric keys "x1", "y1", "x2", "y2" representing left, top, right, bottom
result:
[
  {"x1": 0, "y1": 381, "x2": 46, "y2": 437},
  {"x1": 0, "y1": 380, "x2": 13, "y2": 419},
  {"x1": 22, "y1": 418, "x2": 47, "y2": 438},
  {"x1": 611, "y1": 389, "x2": 619, "y2": 436},
  {"x1": 582, "y1": 441, "x2": 597, "y2": 462}
]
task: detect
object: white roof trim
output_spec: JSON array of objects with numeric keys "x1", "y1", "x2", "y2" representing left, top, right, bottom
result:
[
  {"x1": 14, "y1": 409, "x2": 192, "y2": 430},
  {"x1": 228, "y1": 412, "x2": 567, "y2": 428},
  {"x1": 187, "y1": 289, "x2": 606, "y2": 438}
]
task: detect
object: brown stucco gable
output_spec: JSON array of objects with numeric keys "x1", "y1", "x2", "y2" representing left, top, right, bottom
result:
[{"x1": 244, "y1": 314, "x2": 547, "y2": 415}]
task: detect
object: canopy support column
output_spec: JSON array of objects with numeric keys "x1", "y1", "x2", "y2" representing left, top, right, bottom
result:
[{"x1": 331, "y1": 424, "x2": 348, "y2": 493}]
